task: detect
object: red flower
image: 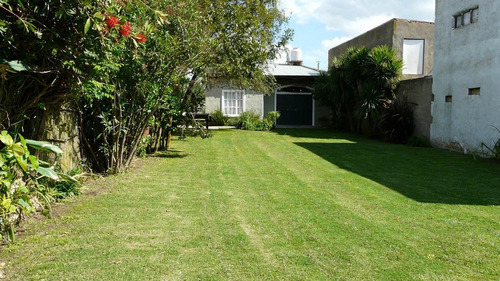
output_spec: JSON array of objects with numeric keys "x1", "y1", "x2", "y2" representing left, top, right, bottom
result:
[
  {"x1": 120, "y1": 22, "x2": 131, "y2": 36},
  {"x1": 135, "y1": 34, "x2": 147, "y2": 43},
  {"x1": 106, "y1": 16, "x2": 119, "y2": 28}
]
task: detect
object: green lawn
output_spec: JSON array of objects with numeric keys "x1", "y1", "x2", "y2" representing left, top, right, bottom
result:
[{"x1": 1, "y1": 129, "x2": 499, "y2": 280}]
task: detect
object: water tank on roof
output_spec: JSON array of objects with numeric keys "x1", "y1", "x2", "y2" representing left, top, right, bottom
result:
[{"x1": 289, "y1": 48, "x2": 303, "y2": 65}]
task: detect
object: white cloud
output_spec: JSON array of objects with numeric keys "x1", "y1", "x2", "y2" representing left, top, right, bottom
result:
[
  {"x1": 304, "y1": 55, "x2": 320, "y2": 66},
  {"x1": 321, "y1": 37, "x2": 350, "y2": 50},
  {"x1": 339, "y1": 14, "x2": 394, "y2": 36},
  {"x1": 280, "y1": 0, "x2": 435, "y2": 37},
  {"x1": 308, "y1": 37, "x2": 350, "y2": 69}
]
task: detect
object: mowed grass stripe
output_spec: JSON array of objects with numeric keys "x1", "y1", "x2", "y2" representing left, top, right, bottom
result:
[
  {"x1": 1, "y1": 129, "x2": 499, "y2": 280},
  {"x1": 236, "y1": 131, "x2": 419, "y2": 279}
]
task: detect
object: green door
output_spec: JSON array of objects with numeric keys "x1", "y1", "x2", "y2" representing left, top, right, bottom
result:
[{"x1": 276, "y1": 94, "x2": 313, "y2": 126}]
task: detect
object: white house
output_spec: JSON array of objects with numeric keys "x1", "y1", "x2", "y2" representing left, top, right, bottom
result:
[
  {"x1": 431, "y1": 0, "x2": 500, "y2": 153},
  {"x1": 205, "y1": 49, "x2": 330, "y2": 127}
]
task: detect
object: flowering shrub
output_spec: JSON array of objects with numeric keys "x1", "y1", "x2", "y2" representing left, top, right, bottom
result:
[
  {"x1": 135, "y1": 34, "x2": 147, "y2": 43},
  {"x1": 102, "y1": 14, "x2": 147, "y2": 43},
  {"x1": 106, "y1": 16, "x2": 119, "y2": 28},
  {"x1": 1, "y1": 0, "x2": 290, "y2": 174},
  {"x1": 120, "y1": 22, "x2": 131, "y2": 36}
]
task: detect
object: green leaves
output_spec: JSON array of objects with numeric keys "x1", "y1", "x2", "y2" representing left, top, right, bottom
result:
[
  {"x1": 0, "y1": 130, "x2": 67, "y2": 241},
  {"x1": 37, "y1": 166, "x2": 59, "y2": 180},
  {"x1": 11, "y1": 143, "x2": 25, "y2": 157},
  {"x1": 0, "y1": 131, "x2": 14, "y2": 146},
  {"x1": 2, "y1": 198, "x2": 14, "y2": 213},
  {"x1": 84, "y1": 18, "x2": 92, "y2": 34},
  {"x1": 25, "y1": 139, "x2": 63, "y2": 154},
  {"x1": 29, "y1": 155, "x2": 39, "y2": 170},
  {"x1": 6, "y1": 60, "x2": 28, "y2": 72},
  {"x1": 15, "y1": 154, "x2": 28, "y2": 172},
  {"x1": 17, "y1": 198, "x2": 30, "y2": 210},
  {"x1": 0, "y1": 59, "x2": 29, "y2": 73}
]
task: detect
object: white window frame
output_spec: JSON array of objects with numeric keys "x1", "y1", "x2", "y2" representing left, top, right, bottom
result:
[
  {"x1": 402, "y1": 39, "x2": 425, "y2": 75},
  {"x1": 221, "y1": 89, "x2": 245, "y2": 117}
]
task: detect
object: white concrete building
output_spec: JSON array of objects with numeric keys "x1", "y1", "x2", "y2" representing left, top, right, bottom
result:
[{"x1": 431, "y1": 0, "x2": 500, "y2": 153}]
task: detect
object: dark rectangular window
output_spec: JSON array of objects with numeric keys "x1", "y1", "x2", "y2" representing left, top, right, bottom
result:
[
  {"x1": 454, "y1": 7, "x2": 479, "y2": 28},
  {"x1": 468, "y1": 87, "x2": 480, "y2": 95},
  {"x1": 472, "y1": 8, "x2": 479, "y2": 23},
  {"x1": 445, "y1": 95, "x2": 453, "y2": 103},
  {"x1": 455, "y1": 15, "x2": 463, "y2": 28}
]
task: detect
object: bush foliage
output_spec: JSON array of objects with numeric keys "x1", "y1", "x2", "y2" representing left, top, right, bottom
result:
[
  {"x1": 210, "y1": 110, "x2": 229, "y2": 126},
  {"x1": 0, "y1": 131, "x2": 73, "y2": 242},
  {"x1": 236, "y1": 111, "x2": 280, "y2": 131},
  {"x1": 379, "y1": 94, "x2": 414, "y2": 143}
]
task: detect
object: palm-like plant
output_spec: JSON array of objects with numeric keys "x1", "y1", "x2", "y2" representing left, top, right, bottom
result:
[
  {"x1": 379, "y1": 94, "x2": 414, "y2": 143},
  {"x1": 313, "y1": 45, "x2": 403, "y2": 134},
  {"x1": 365, "y1": 45, "x2": 403, "y2": 91},
  {"x1": 359, "y1": 46, "x2": 403, "y2": 133}
]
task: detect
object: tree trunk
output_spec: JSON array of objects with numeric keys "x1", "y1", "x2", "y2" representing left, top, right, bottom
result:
[
  {"x1": 125, "y1": 109, "x2": 156, "y2": 169},
  {"x1": 166, "y1": 117, "x2": 173, "y2": 150},
  {"x1": 153, "y1": 126, "x2": 162, "y2": 153},
  {"x1": 180, "y1": 73, "x2": 199, "y2": 112}
]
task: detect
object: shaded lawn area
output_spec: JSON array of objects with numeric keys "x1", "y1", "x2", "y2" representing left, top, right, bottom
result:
[{"x1": 1, "y1": 129, "x2": 499, "y2": 280}]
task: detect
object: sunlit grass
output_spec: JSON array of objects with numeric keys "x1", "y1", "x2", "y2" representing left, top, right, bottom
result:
[{"x1": 1, "y1": 129, "x2": 499, "y2": 280}]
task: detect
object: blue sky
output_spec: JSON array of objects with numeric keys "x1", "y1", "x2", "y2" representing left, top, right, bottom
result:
[{"x1": 277, "y1": 0, "x2": 436, "y2": 70}]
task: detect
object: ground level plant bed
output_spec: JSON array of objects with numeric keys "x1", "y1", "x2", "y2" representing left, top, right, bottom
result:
[{"x1": 1, "y1": 129, "x2": 499, "y2": 280}]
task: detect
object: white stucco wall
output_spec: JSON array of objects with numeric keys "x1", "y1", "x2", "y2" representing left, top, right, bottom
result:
[
  {"x1": 205, "y1": 86, "x2": 264, "y2": 118},
  {"x1": 431, "y1": 0, "x2": 500, "y2": 153}
]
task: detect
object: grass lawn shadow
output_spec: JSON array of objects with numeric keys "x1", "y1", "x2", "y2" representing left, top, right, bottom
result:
[
  {"x1": 295, "y1": 139, "x2": 500, "y2": 206},
  {"x1": 151, "y1": 150, "x2": 189, "y2": 159},
  {"x1": 275, "y1": 128, "x2": 347, "y2": 139}
]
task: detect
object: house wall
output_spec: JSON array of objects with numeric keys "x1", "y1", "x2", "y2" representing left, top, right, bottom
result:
[
  {"x1": 205, "y1": 86, "x2": 264, "y2": 117},
  {"x1": 206, "y1": 76, "x2": 329, "y2": 126},
  {"x1": 392, "y1": 19, "x2": 435, "y2": 78},
  {"x1": 315, "y1": 101, "x2": 331, "y2": 128},
  {"x1": 328, "y1": 18, "x2": 435, "y2": 78},
  {"x1": 431, "y1": 0, "x2": 500, "y2": 153},
  {"x1": 263, "y1": 94, "x2": 275, "y2": 115},
  {"x1": 395, "y1": 77, "x2": 433, "y2": 138}
]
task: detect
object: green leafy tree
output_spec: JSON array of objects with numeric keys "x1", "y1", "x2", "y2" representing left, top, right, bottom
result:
[
  {"x1": 1, "y1": 0, "x2": 290, "y2": 173},
  {"x1": 0, "y1": 0, "x2": 87, "y2": 136},
  {"x1": 78, "y1": 0, "x2": 290, "y2": 172}
]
